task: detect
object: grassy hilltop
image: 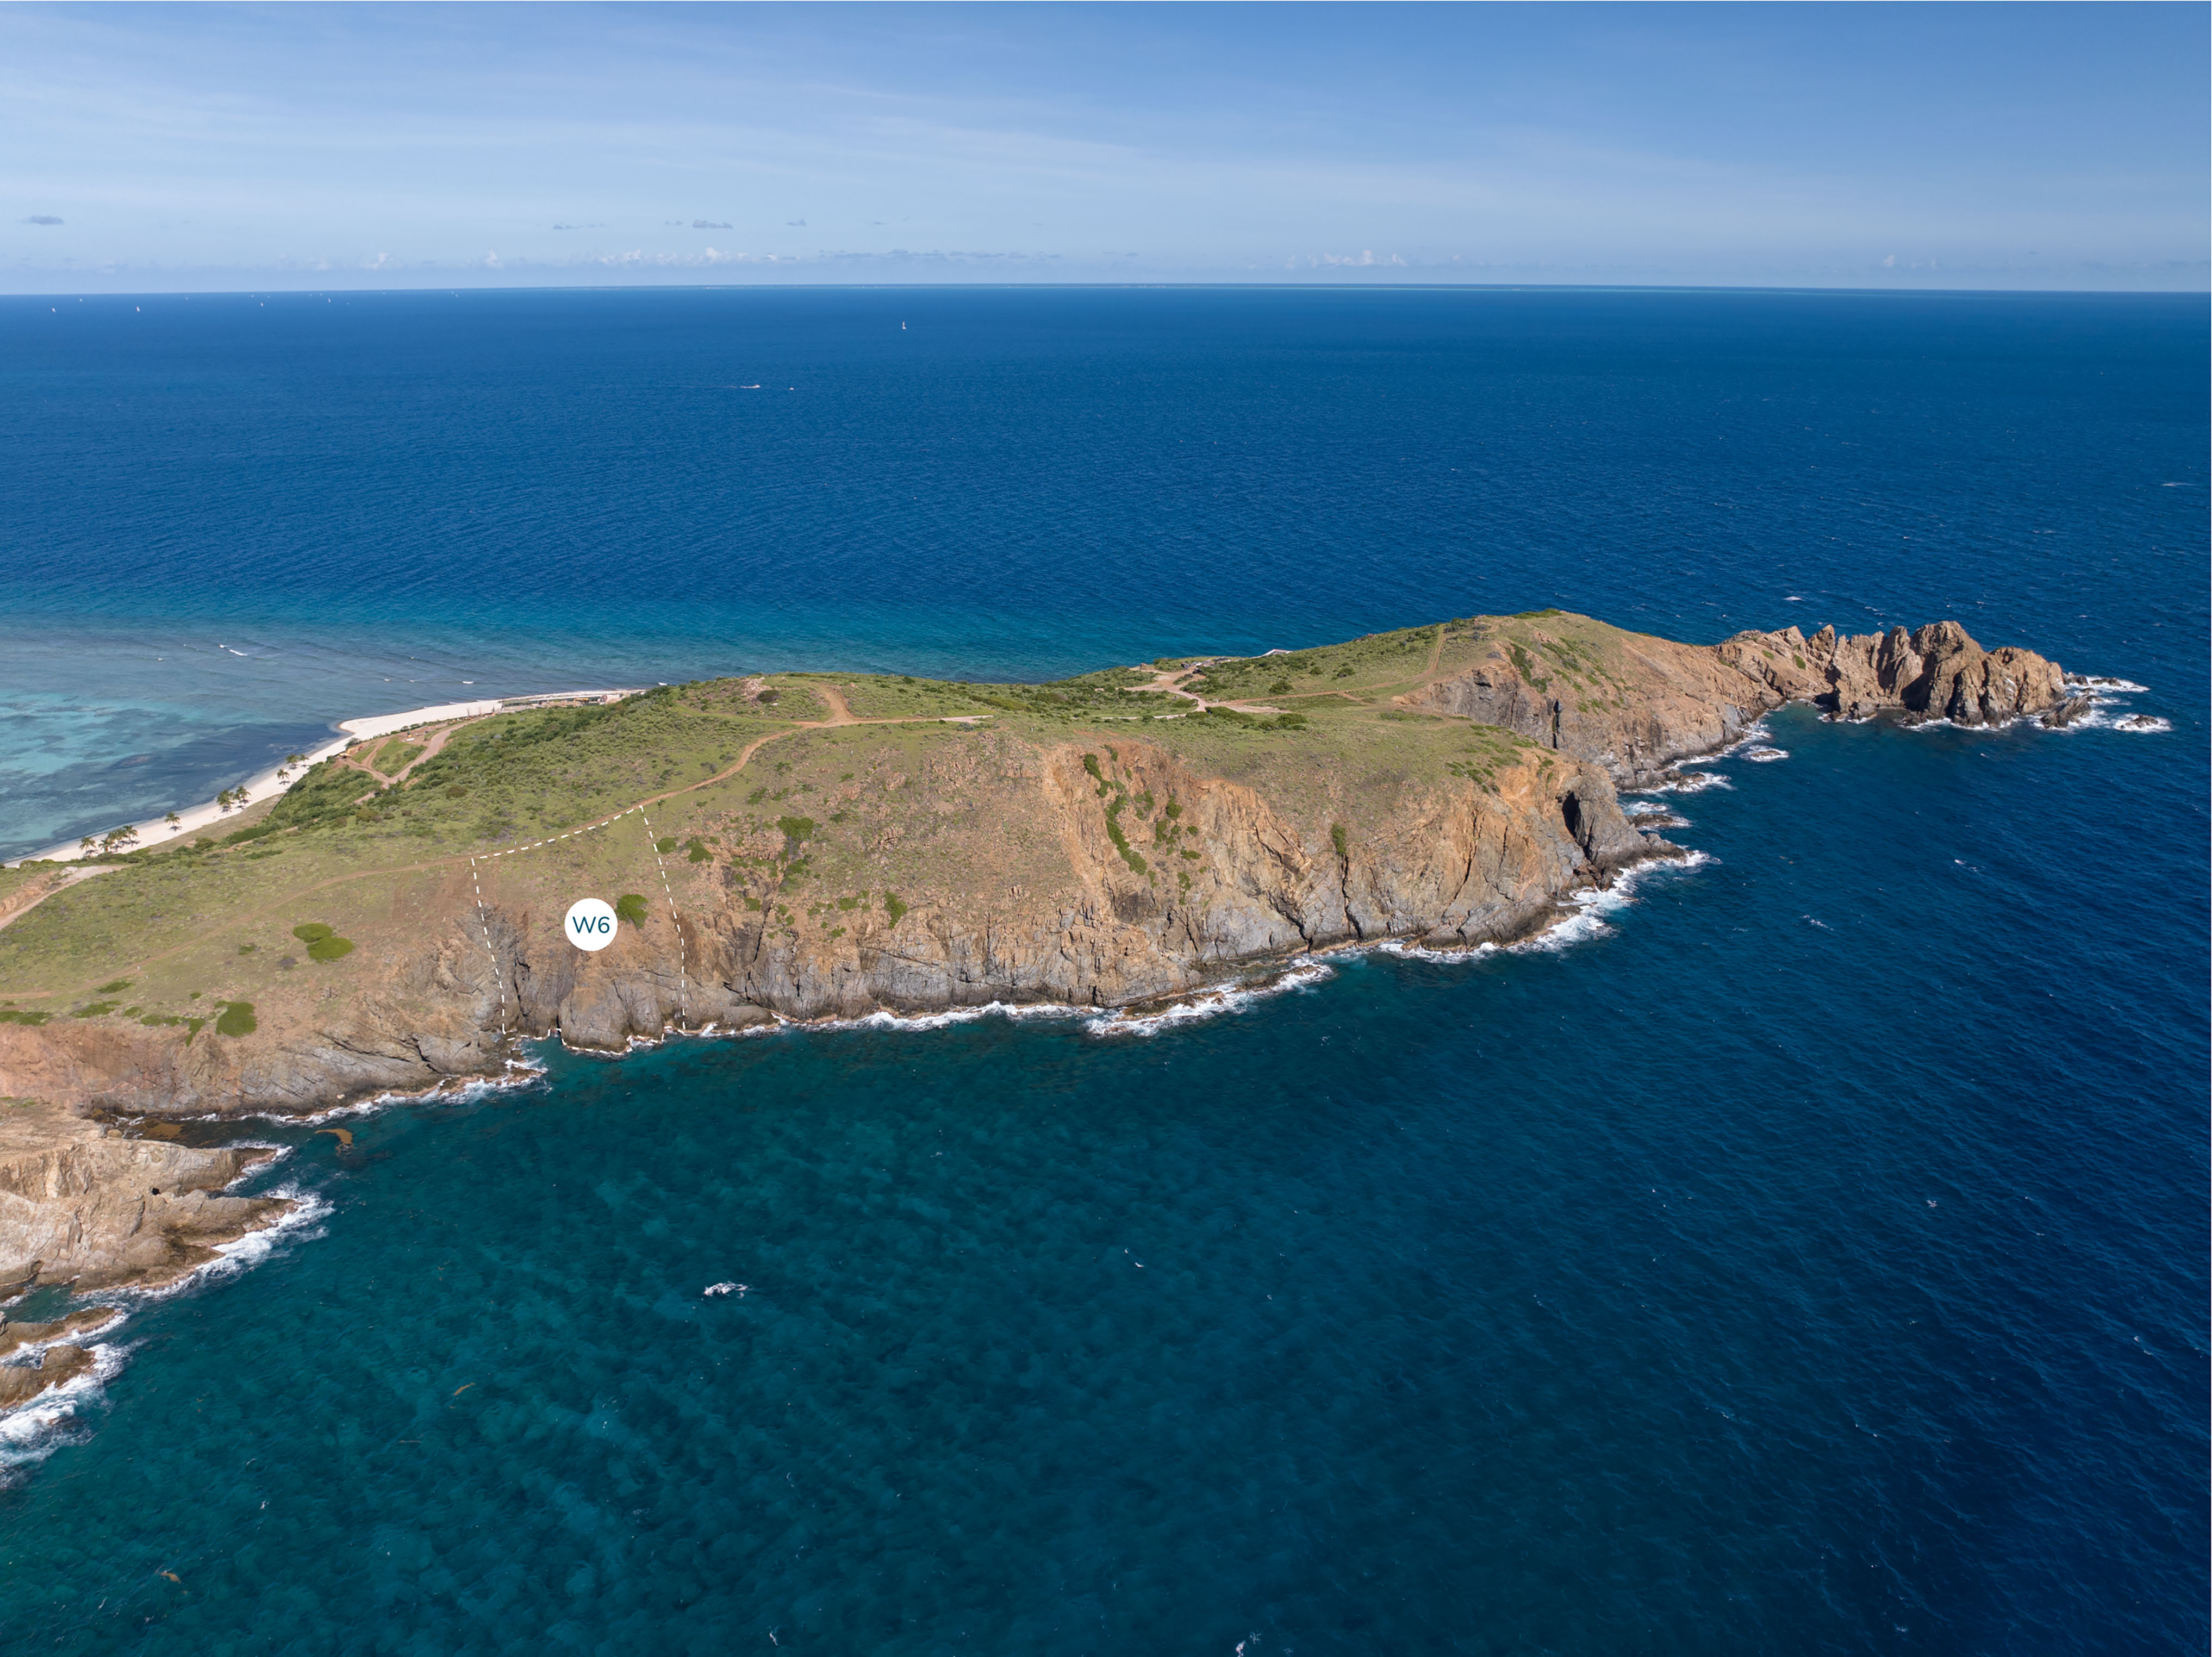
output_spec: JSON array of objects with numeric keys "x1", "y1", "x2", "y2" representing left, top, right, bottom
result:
[{"x1": 0, "y1": 614, "x2": 1604, "y2": 1034}]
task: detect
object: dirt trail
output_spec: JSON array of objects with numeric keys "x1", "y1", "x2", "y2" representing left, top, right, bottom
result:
[
  {"x1": 0, "y1": 866, "x2": 120, "y2": 938},
  {"x1": 813, "y1": 686, "x2": 859, "y2": 724},
  {"x1": 1390, "y1": 625, "x2": 1454, "y2": 709},
  {"x1": 89, "y1": 700, "x2": 974, "y2": 980},
  {"x1": 1127, "y1": 658, "x2": 1284, "y2": 715}
]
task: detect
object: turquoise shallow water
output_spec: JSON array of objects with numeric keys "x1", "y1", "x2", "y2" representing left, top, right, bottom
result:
[{"x1": 0, "y1": 289, "x2": 2203, "y2": 1652}]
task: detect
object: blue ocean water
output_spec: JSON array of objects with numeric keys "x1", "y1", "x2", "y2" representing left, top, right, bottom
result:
[{"x1": 0, "y1": 289, "x2": 2203, "y2": 1653}]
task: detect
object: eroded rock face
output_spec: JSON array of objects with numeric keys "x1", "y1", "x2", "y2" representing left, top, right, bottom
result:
[
  {"x1": 475, "y1": 743, "x2": 1661, "y2": 1042},
  {"x1": 0, "y1": 1099, "x2": 293, "y2": 1292},
  {"x1": 1716, "y1": 621, "x2": 2066, "y2": 728},
  {"x1": 1408, "y1": 618, "x2": 2067, "y2": 784},
  {"x1": 0, "y1": 615, "x2": 2062, "y2": 1142},
  {"x1": 0, "y1": 1342, "x2": 93, "y2": 1409}
]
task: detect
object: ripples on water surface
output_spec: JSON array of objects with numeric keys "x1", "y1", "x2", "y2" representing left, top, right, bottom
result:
[{"x1": 0, "y1": 290, "x2": 2202, "y2": 1652}]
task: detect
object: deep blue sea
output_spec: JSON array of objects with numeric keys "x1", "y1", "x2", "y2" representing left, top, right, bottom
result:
[{"x1": 0, "y1": 288, "x2": 2203, "y2": 1654}]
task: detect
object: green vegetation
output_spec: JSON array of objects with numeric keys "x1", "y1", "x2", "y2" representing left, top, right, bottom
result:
[
  {"x1": 215, "y1": 1000, "x2": 257, "y2": 1038},
  {"x1": 0, "y1": 613, "x2": 1629, "y2": 1029},
  {"x1": 1331, "y1": 824, "x2": 1349, "y2": 862},
  {"x1": 0, "y1": 1010, "x2": 51, "y2": 1027},
  {"x1": 71, "y1": 1001, "x2": 120, "y2": 1019},
  {"x1": 95, "y1": 978, "x2": 132, "y2": 994}
]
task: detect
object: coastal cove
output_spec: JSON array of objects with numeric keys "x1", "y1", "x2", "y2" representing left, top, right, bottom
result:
[{"x1": 0, "y1": 289, "x2": 2202, "y2": 1653}]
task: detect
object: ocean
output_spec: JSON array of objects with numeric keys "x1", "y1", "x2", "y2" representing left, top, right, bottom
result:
[{"x1": 0, "y1": 288, "x2": 2203, "y2": 1653}]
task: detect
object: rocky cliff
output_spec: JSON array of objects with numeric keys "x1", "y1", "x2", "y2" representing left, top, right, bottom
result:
[
  {"x1": 1402, "y1": 614, "x2": 2072, "y2": 783},
  {"x1": 0, "y1": 609, "x2": 2068, "y2": 1304}
]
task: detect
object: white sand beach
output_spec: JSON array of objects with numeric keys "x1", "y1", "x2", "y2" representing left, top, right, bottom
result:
[{"x1": 8, "y1": 690, "x2": 640, "y2": 867}]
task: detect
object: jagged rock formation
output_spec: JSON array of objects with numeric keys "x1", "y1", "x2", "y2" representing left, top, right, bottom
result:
[
  {"x1": 0, "y1": 1098, "x2": 292, "y2": 1294},
  {"x1": 1403, "y1": 615, "x2": 2070, "y2": 784}
]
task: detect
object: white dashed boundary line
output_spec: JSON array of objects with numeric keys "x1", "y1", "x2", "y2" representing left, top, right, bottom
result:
[
  {"x1": 464, "y1": 801, "x2": 690, "y2": 1033},
  {"x1": 636, "y1": 803, "x2": 690, "y2": 1027},
  {"x1": 469, "y1": 855, "x2": 513, "y2": 1035}
]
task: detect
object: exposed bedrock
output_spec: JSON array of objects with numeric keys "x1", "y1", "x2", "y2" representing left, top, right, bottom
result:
[
  {"x1": 480, "y1": 742, "x2": 1662, "y2": 1046},
  {"x1": 0, "y1": 1098, "x2": 294, "y2": 1293},
  {"x1": 1404, "y1": 618, "x2": 2067, "y2": 783}
]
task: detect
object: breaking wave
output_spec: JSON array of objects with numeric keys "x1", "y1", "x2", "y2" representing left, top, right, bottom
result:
[
  {"x1": 1085, "y1": 961, "x2": 1336, "y2": 1038},
  {"x1": 0, "y1": 1182, "x2": 331, "y2": 1481}
]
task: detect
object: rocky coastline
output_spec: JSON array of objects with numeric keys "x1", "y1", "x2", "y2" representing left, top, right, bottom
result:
[{"x1": 0, "y1": 612, "x2": 2077, "y2": 1365}]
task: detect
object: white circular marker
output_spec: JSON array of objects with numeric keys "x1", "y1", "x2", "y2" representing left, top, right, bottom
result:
[{"x1": 564, "y1": 898, "x2": 619, "y2": 952}]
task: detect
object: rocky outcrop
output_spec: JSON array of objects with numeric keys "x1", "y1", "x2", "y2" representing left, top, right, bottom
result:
[
  {"x1": 0, "y1": 1099, "x2": 292, "y2": 1293},
  {"x1": 1406, "y1": 618, "x2": 2067, "y2": 785},
  {"x1": 451, "y1": 742, "x2": 1663, "y2": 1043},
  {"x1": 1716, "y1": 621, "x2": 2066, "y2": 727},
  {"x1": 0, "y1": 1342, "x2": 93, "y2": 1409}
]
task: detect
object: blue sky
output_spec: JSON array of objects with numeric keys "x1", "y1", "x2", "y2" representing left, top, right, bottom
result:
[{"x1": 3, "y1": 2, "x2": 2204, "y2": 292}]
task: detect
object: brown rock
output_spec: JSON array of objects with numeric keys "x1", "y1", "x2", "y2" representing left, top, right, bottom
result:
[{"x1": 0, "y1": 1342, "x2": 94, "y2": 1408}]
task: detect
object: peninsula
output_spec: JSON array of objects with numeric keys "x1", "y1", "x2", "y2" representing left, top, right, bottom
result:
[{"x1": 0, "y1": 610, "x2": 2082, "y2": 1378}]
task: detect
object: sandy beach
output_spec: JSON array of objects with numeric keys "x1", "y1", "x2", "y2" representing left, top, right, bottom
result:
[{"x1": 6, "y1": 690, "x2": 639, "y2": 868}]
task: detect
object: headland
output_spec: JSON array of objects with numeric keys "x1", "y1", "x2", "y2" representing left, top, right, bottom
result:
[{"x1": 0, "y1": 609, "x2": 2092, "y2": 1384}]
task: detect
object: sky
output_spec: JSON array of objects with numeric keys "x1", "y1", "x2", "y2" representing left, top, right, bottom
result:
[{"x1": 1, "y1": 2, "x2": 2204, "y2": 294}]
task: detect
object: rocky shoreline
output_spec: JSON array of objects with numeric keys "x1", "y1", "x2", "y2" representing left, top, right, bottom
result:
[{"x1": 0, "y1": 613, "x2": 2079, "y2": 1365}]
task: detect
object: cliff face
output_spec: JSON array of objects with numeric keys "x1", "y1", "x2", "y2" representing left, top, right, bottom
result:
[
  {"x1": 0, "y1": 611, "x2": 2070, "y2": 1299},
  {"x1": 0, "y1": 740, "x2": 1652, "y2": 1116},
  {"x1": 1404, "y1": 616, "x2": 2070, "y2": 783},
  {"x1": 0, "y1": 1098, "x2": 293, "y2": 1295}
]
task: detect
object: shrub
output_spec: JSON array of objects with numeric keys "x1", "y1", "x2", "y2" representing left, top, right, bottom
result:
[
  {"x1": 445, "y1": 784, "x2": 469, "y2": 799},
  {"x1": 292, "y1": 923, "x2": 334, "y2": 942},
  {"x1": 96, "y1": 979, "x2": 132, "y2": 994},
  {"x1": 777, "y1": 815, "x2": 815, "y2": 845},
  {"x1": 215, "y1": 1001, "x2": 257, "y2": 1037},
  {"x1": 1269, "y1": 713, "x2": 1308, "y2": 731},
  {"x1": 1268, "y1": 680, "x2": 1292, "y2": 695},
  {"x1": 306, "y1": 935, "x2": 354, "y2": 962},
  {"x1": 615, "y1": 893, "x2": 650, "y2": 926},
  {"x1": 883, "y1": 893, "x2": 909, "y2": 926},
  {"x1": 1333, "y1": 666, "x2": 1354, "y2": 679},
  {"x1": 71, "y1": 1001, "x2": 120, "y2": 1019},
  {"x1": 686, "y1": 838, "x2": 712, "y2": 862},
  {"x1": 0, "y1": 1010, "x2": 51, "y2": 1027},
  {"x1": 1331, "y1": 823, "x2": 1349, "y2": 861},
  {"x1": 656, "y1": 837, "x2": 677, "y2": 854}
]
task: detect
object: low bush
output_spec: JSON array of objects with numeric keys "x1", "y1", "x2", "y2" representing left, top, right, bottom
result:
[
  {"x1": 292, "y1": 923, "x2": 333, "y2": 942},
  {"x1": 615, "y1": 893, "x2": 651, "y2": 926},
  {"x1": 307, "y1": 935, "x2": 355, "y2": 962},
  {"x1": 216, "y1": 1001, "x2": 258, "y2": 1037}
]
